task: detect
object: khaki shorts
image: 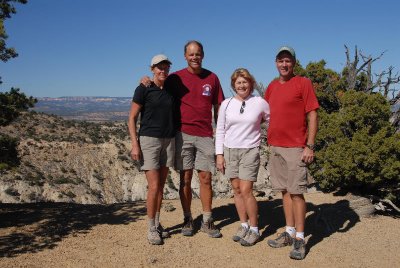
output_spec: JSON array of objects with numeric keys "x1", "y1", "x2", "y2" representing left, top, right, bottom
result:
[
  {"x1": 268, "y1": 146, "x2": 308, "y2": 194},
  {"x1": 139, "y1": 136, "x2": 175, "y2": 170},
  {"x1": 175, "y1": 132, "x2": 215, "y2": 173},
  {"x1": 224, "y1": 146, "x2": 260, "y2": 182}
]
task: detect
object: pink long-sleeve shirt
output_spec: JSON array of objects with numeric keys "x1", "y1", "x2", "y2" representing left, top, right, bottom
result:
[{"x1": 215, "y1": 95, "x2": 270, "y2": 155}]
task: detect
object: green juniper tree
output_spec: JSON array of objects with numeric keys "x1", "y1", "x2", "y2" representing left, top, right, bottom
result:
[{"x1": 0, "y1": 0, "x2": 33, "y2": 171}]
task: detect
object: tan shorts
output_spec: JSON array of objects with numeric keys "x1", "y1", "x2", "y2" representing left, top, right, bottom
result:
[
  {"x1": 139, "y1": 136, "x2": 175, "y2": 170},
  {"x1": 224, "y1": 146, "x2": 260, "y2": 182},
  {"x1": 268, "y1": 146, "x2": 308, "y2": 194},
  {"x1": 175, "y1": 132, "x2": 215, "y2": 173}
]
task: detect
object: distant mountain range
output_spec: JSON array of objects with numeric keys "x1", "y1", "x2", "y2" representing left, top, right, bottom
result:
[
  {"x1": 32, "y1": 96, "x2": 400, "y2": 129},
  {"x1": 33, "y1": 96, "x2": 132, "y2": 122}
]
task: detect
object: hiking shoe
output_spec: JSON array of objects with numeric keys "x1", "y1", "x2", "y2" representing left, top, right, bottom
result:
[
  {"x1": 200, "y1": 218, "x2": 222, "y2": 238},
  {"x1": 232, "y1": 225, "x2": 248, "y2": 242},
  {"x1": 157, "y1": 223, "x2": 170, "y2": 239},
  {"x1": 181, "y1": 217, "x2": 194, "y2": 236},
  {"x1": 267, "y1": 232, "x2": 294, "y2": 248},
  {"x1": 240, "y1": 229, "x2": 260, "y2": 246},
  {"x1": 289, "y1": 238, "x2": 306, "y2": 260},
  {"x1": 148, "y1": 226, "x2": 163, "y2": 245}
]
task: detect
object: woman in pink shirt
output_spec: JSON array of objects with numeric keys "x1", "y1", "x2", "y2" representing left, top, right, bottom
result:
[{"x1": 215, "y1": 68, "x2": 270, "y2": 246}]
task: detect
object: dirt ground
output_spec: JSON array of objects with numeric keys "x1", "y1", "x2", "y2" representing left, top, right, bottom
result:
[{"x1": 0, "y1": 192, "x2": 399, "y2": 268}]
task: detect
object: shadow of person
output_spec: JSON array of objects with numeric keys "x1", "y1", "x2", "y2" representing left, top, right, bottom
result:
[
  {"x1": 254, "y1": 197, "x2": 360, "y2": 257},
  {"x1": 305, "y1": 199, "x2": 360, "y2": 255},
  {"x1": 0, "y1": 201, "x2": 146, "y2": 257},
  {"x1": 163, "y1": 201, "x2": 238, "y2": 237},
  {"x1": 258, "y1": 199, "x2": 287, "y2": 242},
  {"x1": 194, "y1": 198, "x2": 285, "y2": 242}
]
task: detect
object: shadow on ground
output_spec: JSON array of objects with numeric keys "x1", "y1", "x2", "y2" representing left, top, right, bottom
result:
[
  {"x1": 213, "y1": 198, "x2": 360, "y2": 256},
  {"x1": 0, "y1": 201, "x2": 146, "y2": 258}
]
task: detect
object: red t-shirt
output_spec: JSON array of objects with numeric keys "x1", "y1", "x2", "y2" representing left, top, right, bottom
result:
[
  {"x1": 165, "y1": 68, "x2": 225, "y2": 137},
  {"x1": 264, "y1": 76, "x2": 319, "y2": 147}
]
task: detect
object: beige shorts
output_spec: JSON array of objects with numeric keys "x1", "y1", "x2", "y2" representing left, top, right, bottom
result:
[
  {"x1": 175, "y1": 132, "x2": 215, "y2": 173},
  {"x1": 139, "y1": 136, "x2": 175, "y2": 170},
  {"x1": 268, "y1": 146, "x2": 308, "y2": 194},
  {"x1": 224, "y1": 146, "x2": 260, "y2": 182}
]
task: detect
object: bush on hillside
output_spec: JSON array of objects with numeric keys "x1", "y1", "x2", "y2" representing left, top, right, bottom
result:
[{"x1": 310, "y1": 90, "x2": 400, "y2": 202}]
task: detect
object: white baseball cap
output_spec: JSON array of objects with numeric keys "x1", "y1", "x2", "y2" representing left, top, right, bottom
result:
[{"x1": 151, "y1": 54, "x2": 172, "y2": 67}]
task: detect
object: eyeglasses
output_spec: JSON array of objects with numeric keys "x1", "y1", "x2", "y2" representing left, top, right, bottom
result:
[{"x1": 240, "y1": 101, "x2": 246, "y2": 114}]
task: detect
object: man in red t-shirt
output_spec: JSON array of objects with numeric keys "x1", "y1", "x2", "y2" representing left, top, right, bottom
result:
[
  {"x1": 165, "y1": 41, "x2": 225, "y2": 238},
  {"x1": 264, "y1": 46, "x2": 319, "y2": 260}
]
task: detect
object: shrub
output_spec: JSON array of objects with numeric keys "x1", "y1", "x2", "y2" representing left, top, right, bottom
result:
[
  {"x1": 0, "y1": 134, "x2": 19, "y2": 168},
  {"x1": 310, "y1": 91, "x2": 400, "y2": 202},
  {"x1": 5, "y1": 187, "x2": 20, "y2": 196}
]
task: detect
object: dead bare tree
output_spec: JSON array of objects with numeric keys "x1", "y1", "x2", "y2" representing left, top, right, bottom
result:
[
  {"x1": 389, "y1": 91, "x2": 400, "y2": 105},
  {"x1": 345, "y1": 45, "x2": 400, "y2": 100},
  {"x1": 359, "y1": 50, "x2": 386, "y2": 93},
  {"x1": 378, "y1": 66, "x2": 400, "y2": 98},
  {"x1": 344, "y1": 45, "x2": 385, "y2": 91}
]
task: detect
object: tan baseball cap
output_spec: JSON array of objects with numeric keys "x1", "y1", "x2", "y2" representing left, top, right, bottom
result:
[{"x1": 151, "y1": 54, "x2": 172, "y2": 67}]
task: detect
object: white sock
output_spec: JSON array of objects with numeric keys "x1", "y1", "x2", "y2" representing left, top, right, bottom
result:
[
  {"x1": 148, "y1": 218, "x2": 156, "y2": 229},
  {"x1": 203, "y1": 211, "x2": 212, "y2": 222},
  {"x1": 155, "y1": 212, "x2": 160, "y2": 227},
  {"x1": 250, "y1": 226, "x2": 259, "y2": 233},
  {"x1": 286, "y1": 226, "x2": 296, "y2": 236},
  {"x1": 241, "y1": 222, "x2": 249, "y2": 229},
  {"x1": 296, "y1": 232, "x2": 305, "y2": 240}
]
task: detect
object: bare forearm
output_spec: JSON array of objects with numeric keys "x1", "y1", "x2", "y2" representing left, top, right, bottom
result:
[
  {"x1": 307, "y1": 110, "x2": 318, "y2": 145},
  {"x1": 128, "y1": 102, "x2": 142, "y2": 160},
  {"x1": 128, "y1": 119, "x2": 139, "y2": 146}
]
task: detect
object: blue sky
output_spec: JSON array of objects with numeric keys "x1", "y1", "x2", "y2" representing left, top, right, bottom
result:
[{"x1": 1, "y1": 0, "x2": 399, "y2": 98}]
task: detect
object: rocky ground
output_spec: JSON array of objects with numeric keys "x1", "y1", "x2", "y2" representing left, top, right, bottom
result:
[{"x1": 1, "y1": 192, "x2": 399, "y2": 268}]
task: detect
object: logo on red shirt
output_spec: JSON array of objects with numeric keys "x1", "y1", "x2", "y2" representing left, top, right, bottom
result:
[{"x1": 202, "y1": 84, "x2": 212, "y2": 96}]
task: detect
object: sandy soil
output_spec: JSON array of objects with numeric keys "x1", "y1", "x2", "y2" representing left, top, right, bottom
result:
[{"x1": 0, "y1": 192, "x2": 399, "y2": 268}]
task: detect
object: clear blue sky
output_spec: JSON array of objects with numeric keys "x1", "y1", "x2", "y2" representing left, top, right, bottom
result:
[{"x1": 1, "y1": 0, "x2": 399, "y2": 98}]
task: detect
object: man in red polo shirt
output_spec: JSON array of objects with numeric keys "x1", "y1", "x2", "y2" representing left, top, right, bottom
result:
[
  {"x1": 165, "y1": 40, "x2": 225, "y2": 238},
  {"x1": 265, "y1": 46, "x2": 319, "y2": 260}
]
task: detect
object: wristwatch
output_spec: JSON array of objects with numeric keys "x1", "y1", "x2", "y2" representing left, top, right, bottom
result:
[{"x1": 306, "y1": 144, "x2": 315, "y2": 150}]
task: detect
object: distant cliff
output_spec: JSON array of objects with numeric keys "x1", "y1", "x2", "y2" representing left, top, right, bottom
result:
[
  {"x1": 33, "y1": 96, "x2": 132, "y2": 122},
  {"x1": 0, "y1": 112, "x2": 273, "y2": 204}
]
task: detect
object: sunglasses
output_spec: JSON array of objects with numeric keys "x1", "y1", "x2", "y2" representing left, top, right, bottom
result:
[{"x1": 240, "y1": 101, "x2": 246, "y2": 114}]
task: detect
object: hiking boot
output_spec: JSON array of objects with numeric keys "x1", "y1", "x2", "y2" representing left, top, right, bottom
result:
[
  {"x1": 289, "y1": 238, "x2": 306, "y2": 260},
  {"x1": 148, "y1": 226, "x2": 163, "y2": 245},
  {"x1": 240, "y1": 229, "x2": 260, "y2": 246},
  {"x1": 157, "y1": 223, "x2": 170, "y2": 239},
  {"x1": 200, "y1": 218, "x2": 222, "y2": 238},
  {"x1": 267, "y1": 232, "x2": 294, "y2": 248},
  {"x1": 181, "y1": 217, "x2": 194, "y2": 236},
  {"x1": 232, "y1": 225, "x2": 248, "y2": 242}
]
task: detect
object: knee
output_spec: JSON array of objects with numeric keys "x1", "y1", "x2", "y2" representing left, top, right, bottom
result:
[
  {"x1": 240, "y1": 188, "x2": 253, "y2": 199},
  {"x1": 199, "y1": 174, "x2": 212, "y2": 187},
  {"x1": 179, "y1": 178, "x2": 191, "y2": 189},
  {"x1": 200, "y1": 178, "x2": 212, "y2": 187},
  {"x1": 232, "y1": 186, "x2": 241, "y2": 196}
]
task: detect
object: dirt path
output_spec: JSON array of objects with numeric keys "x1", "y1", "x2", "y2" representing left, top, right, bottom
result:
[{"x1": 0, "y1": 192, "x2": 399, "y2": 267}]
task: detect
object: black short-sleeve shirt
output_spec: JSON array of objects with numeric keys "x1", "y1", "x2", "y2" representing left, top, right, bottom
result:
[{"x1": 132, "y1": 83, "x2": 175, "y2": 138}]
